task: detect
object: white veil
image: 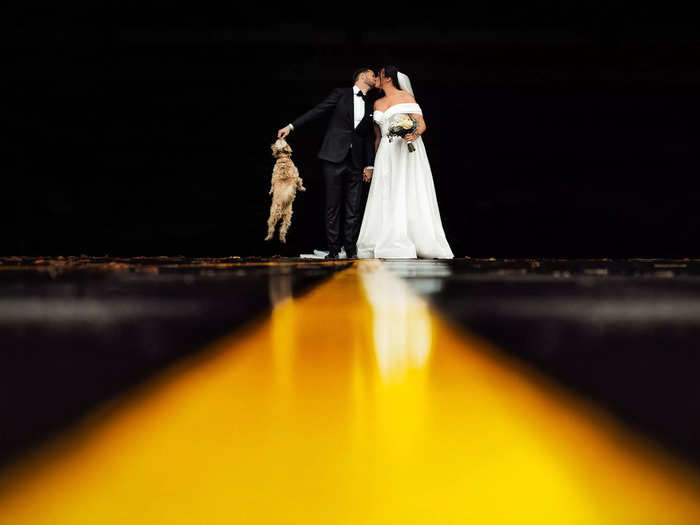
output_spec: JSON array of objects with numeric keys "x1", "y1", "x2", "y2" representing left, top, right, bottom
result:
[{"x1": 397, "y1": 72, "x2": 414, "y2": 97}]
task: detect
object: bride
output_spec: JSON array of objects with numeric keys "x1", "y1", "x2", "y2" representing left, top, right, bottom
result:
[{"x1": 356, "y1": 65, "x2": 454, "y2": 259}]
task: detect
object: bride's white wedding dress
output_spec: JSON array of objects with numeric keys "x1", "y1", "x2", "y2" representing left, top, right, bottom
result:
[{"x1": 357, "y1": 102, "x2": 454, "y2": 259}]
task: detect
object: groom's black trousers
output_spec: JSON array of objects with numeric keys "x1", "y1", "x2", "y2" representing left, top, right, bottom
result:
[{"x1": 321, "y1": 149, "x2": 363, "y2": 255}]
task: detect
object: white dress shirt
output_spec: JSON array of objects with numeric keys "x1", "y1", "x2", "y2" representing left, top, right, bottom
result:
[{"x1": 352, "y1": 85, "x2": 365, "y2": 129}]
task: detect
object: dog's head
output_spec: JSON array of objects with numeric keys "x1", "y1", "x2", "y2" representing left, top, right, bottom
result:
[{"x1": 271, "y1": 138, "x2": 293, "y2": 159}]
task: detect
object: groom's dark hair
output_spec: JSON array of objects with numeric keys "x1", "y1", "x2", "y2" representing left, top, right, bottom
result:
[{"x1": 353, "y1": 67, "x2": 373, "y2": 83}]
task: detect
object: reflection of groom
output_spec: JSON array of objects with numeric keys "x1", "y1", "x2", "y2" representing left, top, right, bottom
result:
[{"x1": 278, "y1": 68, "x2": 379, "y2": 259}]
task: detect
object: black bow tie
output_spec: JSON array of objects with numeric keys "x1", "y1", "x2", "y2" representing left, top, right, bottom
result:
[{"x1": 356, "y1": 91, "x2": 366, "y2": 99}]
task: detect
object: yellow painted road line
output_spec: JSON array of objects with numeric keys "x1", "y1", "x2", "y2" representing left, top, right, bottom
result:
[{"x1": 0, "y1": 260, "x2": 698, "y2": 524}]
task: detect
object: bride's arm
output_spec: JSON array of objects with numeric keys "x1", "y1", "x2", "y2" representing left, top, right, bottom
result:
[
  {"x1": 405, "y1": 113, "x2": 426, "y2": 142},
  {"x1": 373, "y1": 122, "x2": 381, "y2": 152}
]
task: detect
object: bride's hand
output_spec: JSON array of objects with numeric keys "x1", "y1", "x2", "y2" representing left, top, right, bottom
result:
[{"x1": 404, "y1": 133, "x2": 418, "y2": 142}]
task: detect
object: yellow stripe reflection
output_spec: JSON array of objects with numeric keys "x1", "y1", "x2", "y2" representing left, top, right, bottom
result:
[{"x1": 0, "y1": 260, "x2": 699, "y2": 524}]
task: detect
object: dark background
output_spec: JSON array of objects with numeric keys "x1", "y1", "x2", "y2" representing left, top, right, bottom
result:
[{"x1": 5, "y1": 2, "x2": 700, "y2": 257}]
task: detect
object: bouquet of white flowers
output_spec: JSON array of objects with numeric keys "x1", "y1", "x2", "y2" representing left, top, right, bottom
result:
[{"x1": 386, "y1": 113, "x2": 418, "y2": 153}]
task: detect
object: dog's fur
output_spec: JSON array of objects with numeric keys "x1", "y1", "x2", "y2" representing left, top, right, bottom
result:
[{"x1": 265, "y1": 139, "x2": 306, "y2": 243}]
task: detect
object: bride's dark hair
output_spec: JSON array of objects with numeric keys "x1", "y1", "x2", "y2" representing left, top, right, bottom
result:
[{"x1": 381, "y1": 65, "x2": 400, "y2": 88}]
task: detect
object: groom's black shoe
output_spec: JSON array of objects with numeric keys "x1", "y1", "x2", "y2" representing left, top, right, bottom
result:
[{"x1": 327, "y1": 249, "x2": 340, "y2": 259}]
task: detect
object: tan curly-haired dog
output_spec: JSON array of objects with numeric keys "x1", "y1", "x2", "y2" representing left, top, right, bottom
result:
[{"x1": 265, "y1": 138, "x2": 306, "y2": 243}]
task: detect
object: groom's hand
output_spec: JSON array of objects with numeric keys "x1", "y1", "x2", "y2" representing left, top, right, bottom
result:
[
  {"x1": 277, "y1": 125, "x2": 292, "y2": 139},
  {"x1": 363, "y1": 167, "x2": 373, "y2": 182}
]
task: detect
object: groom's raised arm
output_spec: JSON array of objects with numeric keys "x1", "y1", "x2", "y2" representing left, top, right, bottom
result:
[{"x1": 291, "y1": 88, "x2": 342, "y2": 130}]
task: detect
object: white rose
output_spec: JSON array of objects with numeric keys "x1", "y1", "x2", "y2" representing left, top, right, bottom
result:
[{"x1": 398, "y1": 116, "x2": 413, "y2": 129}]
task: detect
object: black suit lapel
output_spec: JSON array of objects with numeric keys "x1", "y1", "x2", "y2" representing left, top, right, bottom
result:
[
  {"x1": 355, "y1": 89, "x2": 374, "y2": 133},
  {"x1": 346, "y1": 88, "x2": 354, "y2": 126},
  {"x1": 363, "y1": 90, "x2": 372, "y2": 119}
]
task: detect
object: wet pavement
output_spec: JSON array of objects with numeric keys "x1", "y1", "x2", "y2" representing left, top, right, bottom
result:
[
  {"x1": 385, "y1": 257, "x2": 700, "y2": 466},
  {"x1": 2, "y1": 255, "x2": 700, "y2": 472},
  {"x1": 0, "y1": 256, "x2": 351, "y2": 467}
]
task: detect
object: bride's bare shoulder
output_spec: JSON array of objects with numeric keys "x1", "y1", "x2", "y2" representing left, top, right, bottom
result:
[
  {"x1": 398, "y1": 91, "x2": 416, "y2": 103},
  {"x1": 373, "y1": 95, "x2": 388, "y2": 110}
]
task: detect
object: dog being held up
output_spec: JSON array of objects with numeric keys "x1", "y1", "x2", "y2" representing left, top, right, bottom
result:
[{"x1": 265, "y1": 138, "x2": 306, "y2": 243}]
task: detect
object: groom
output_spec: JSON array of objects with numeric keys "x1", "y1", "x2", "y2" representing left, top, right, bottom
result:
[{"x1": 278, "y1": 67, "x2": 379, "y2": 259}]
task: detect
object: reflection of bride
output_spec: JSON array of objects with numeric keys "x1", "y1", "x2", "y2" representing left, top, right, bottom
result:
[
  {"x1": 357, "y1": 65, "x2": 454, "y2": 259},
  {"x1": 359, "y1": 261, "x2": 432, "y2": 381}
]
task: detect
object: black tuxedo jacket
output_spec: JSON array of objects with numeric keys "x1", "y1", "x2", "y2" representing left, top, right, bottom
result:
[{"x1": 292, "y1": 87, "x2": 377, "y2": 169}]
